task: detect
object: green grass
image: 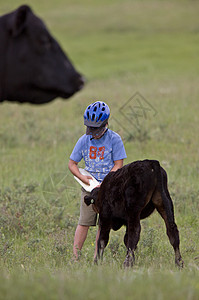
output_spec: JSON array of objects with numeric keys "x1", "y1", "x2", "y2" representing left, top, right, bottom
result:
[
  {"x1": 0, "y1": 266, "x2": 198, "y2": 300},
  {"x1": 0, "y1": 0, "x2": 199, "y2": 299}
]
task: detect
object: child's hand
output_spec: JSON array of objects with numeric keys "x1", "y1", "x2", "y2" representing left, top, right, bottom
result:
[{"x1": 81, "y1": 175, "x2": 93, "y2": 185}]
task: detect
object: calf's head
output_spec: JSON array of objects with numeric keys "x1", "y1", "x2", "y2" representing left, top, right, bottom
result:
[{"x1": 84, "y1": 187, "x2": 100, "y2": 213}]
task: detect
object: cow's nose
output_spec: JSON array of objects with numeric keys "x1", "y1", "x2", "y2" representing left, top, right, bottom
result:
[{"x1": 77, "y1": 75, "x2": 86, "y2": 90}]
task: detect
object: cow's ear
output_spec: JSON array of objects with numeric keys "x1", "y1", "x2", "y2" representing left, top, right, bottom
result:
[{"x1": 10, "y1": 5, "x2": 32, "y2": 37}]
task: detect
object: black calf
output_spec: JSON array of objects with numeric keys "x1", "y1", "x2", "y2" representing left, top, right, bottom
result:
[{"x1": 84, "y1": 160, "x2": 183, "y2": 268}]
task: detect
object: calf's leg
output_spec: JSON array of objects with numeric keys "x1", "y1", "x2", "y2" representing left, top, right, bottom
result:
[
  {"x1": 123, "y1": 217, "x2": 141, "y2": 268},
  {"x1": 96, "y1": 223, "x2": 111, "y2": 263},
  {"x1": 124, "y1": 229, "x2": 128, "y2": 247},
  {"x1": 153, "y1": 192, "x2": 183, "y2": 268}
]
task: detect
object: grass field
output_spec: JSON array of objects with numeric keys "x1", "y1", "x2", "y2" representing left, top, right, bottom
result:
[{"x1": 0, "y1": 0, "x2": 199, "y2": 299}]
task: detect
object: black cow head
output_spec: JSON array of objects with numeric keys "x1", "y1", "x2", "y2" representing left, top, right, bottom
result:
[{"x1": 0, "y1": 5, "x2": 84, "y2": 104}]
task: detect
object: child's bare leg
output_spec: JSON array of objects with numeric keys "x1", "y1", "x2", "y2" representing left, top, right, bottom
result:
[{"x1": 73, "y1": 225, "x2": 89, "y2": 260}]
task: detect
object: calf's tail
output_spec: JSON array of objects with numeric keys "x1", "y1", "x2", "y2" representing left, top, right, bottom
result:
[{"x1": 151, "y1": 160, "x2": 175, "y2": 223}]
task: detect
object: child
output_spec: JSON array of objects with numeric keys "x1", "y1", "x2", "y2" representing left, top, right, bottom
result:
[{"x1": 68, "y1": 101, "x2": 127, "y2": 260}]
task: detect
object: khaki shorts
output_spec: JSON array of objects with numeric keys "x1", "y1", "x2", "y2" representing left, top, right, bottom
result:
[{"x1": 78, "y1": 188, "x2": 97, "y2": 226}]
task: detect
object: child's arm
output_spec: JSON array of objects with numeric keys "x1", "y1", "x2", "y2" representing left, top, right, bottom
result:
[
  {"x1": 110, "y1": 159, "x2": 124, "y2": 172},
  {"x1": 68, "y1": 159, "x2": 93, "y2": 185}
]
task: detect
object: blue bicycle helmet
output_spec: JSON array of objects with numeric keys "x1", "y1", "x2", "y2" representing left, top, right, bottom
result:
[{"x1": 84, "y1": 101, "x2": 110, "y2": 127}]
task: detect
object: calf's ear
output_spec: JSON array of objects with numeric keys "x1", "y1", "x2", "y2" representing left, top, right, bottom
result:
[
  {"x1": 84, "y1": 195, "x2": 94, "y2": 206},
  {"x1": 10, "y1": 5, "x2": 32, "y2": 37}
]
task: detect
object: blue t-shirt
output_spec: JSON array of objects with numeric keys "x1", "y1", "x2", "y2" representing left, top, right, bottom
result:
[{"x1": 70, "y1": 129, "x2": 127, "y2": 182}]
